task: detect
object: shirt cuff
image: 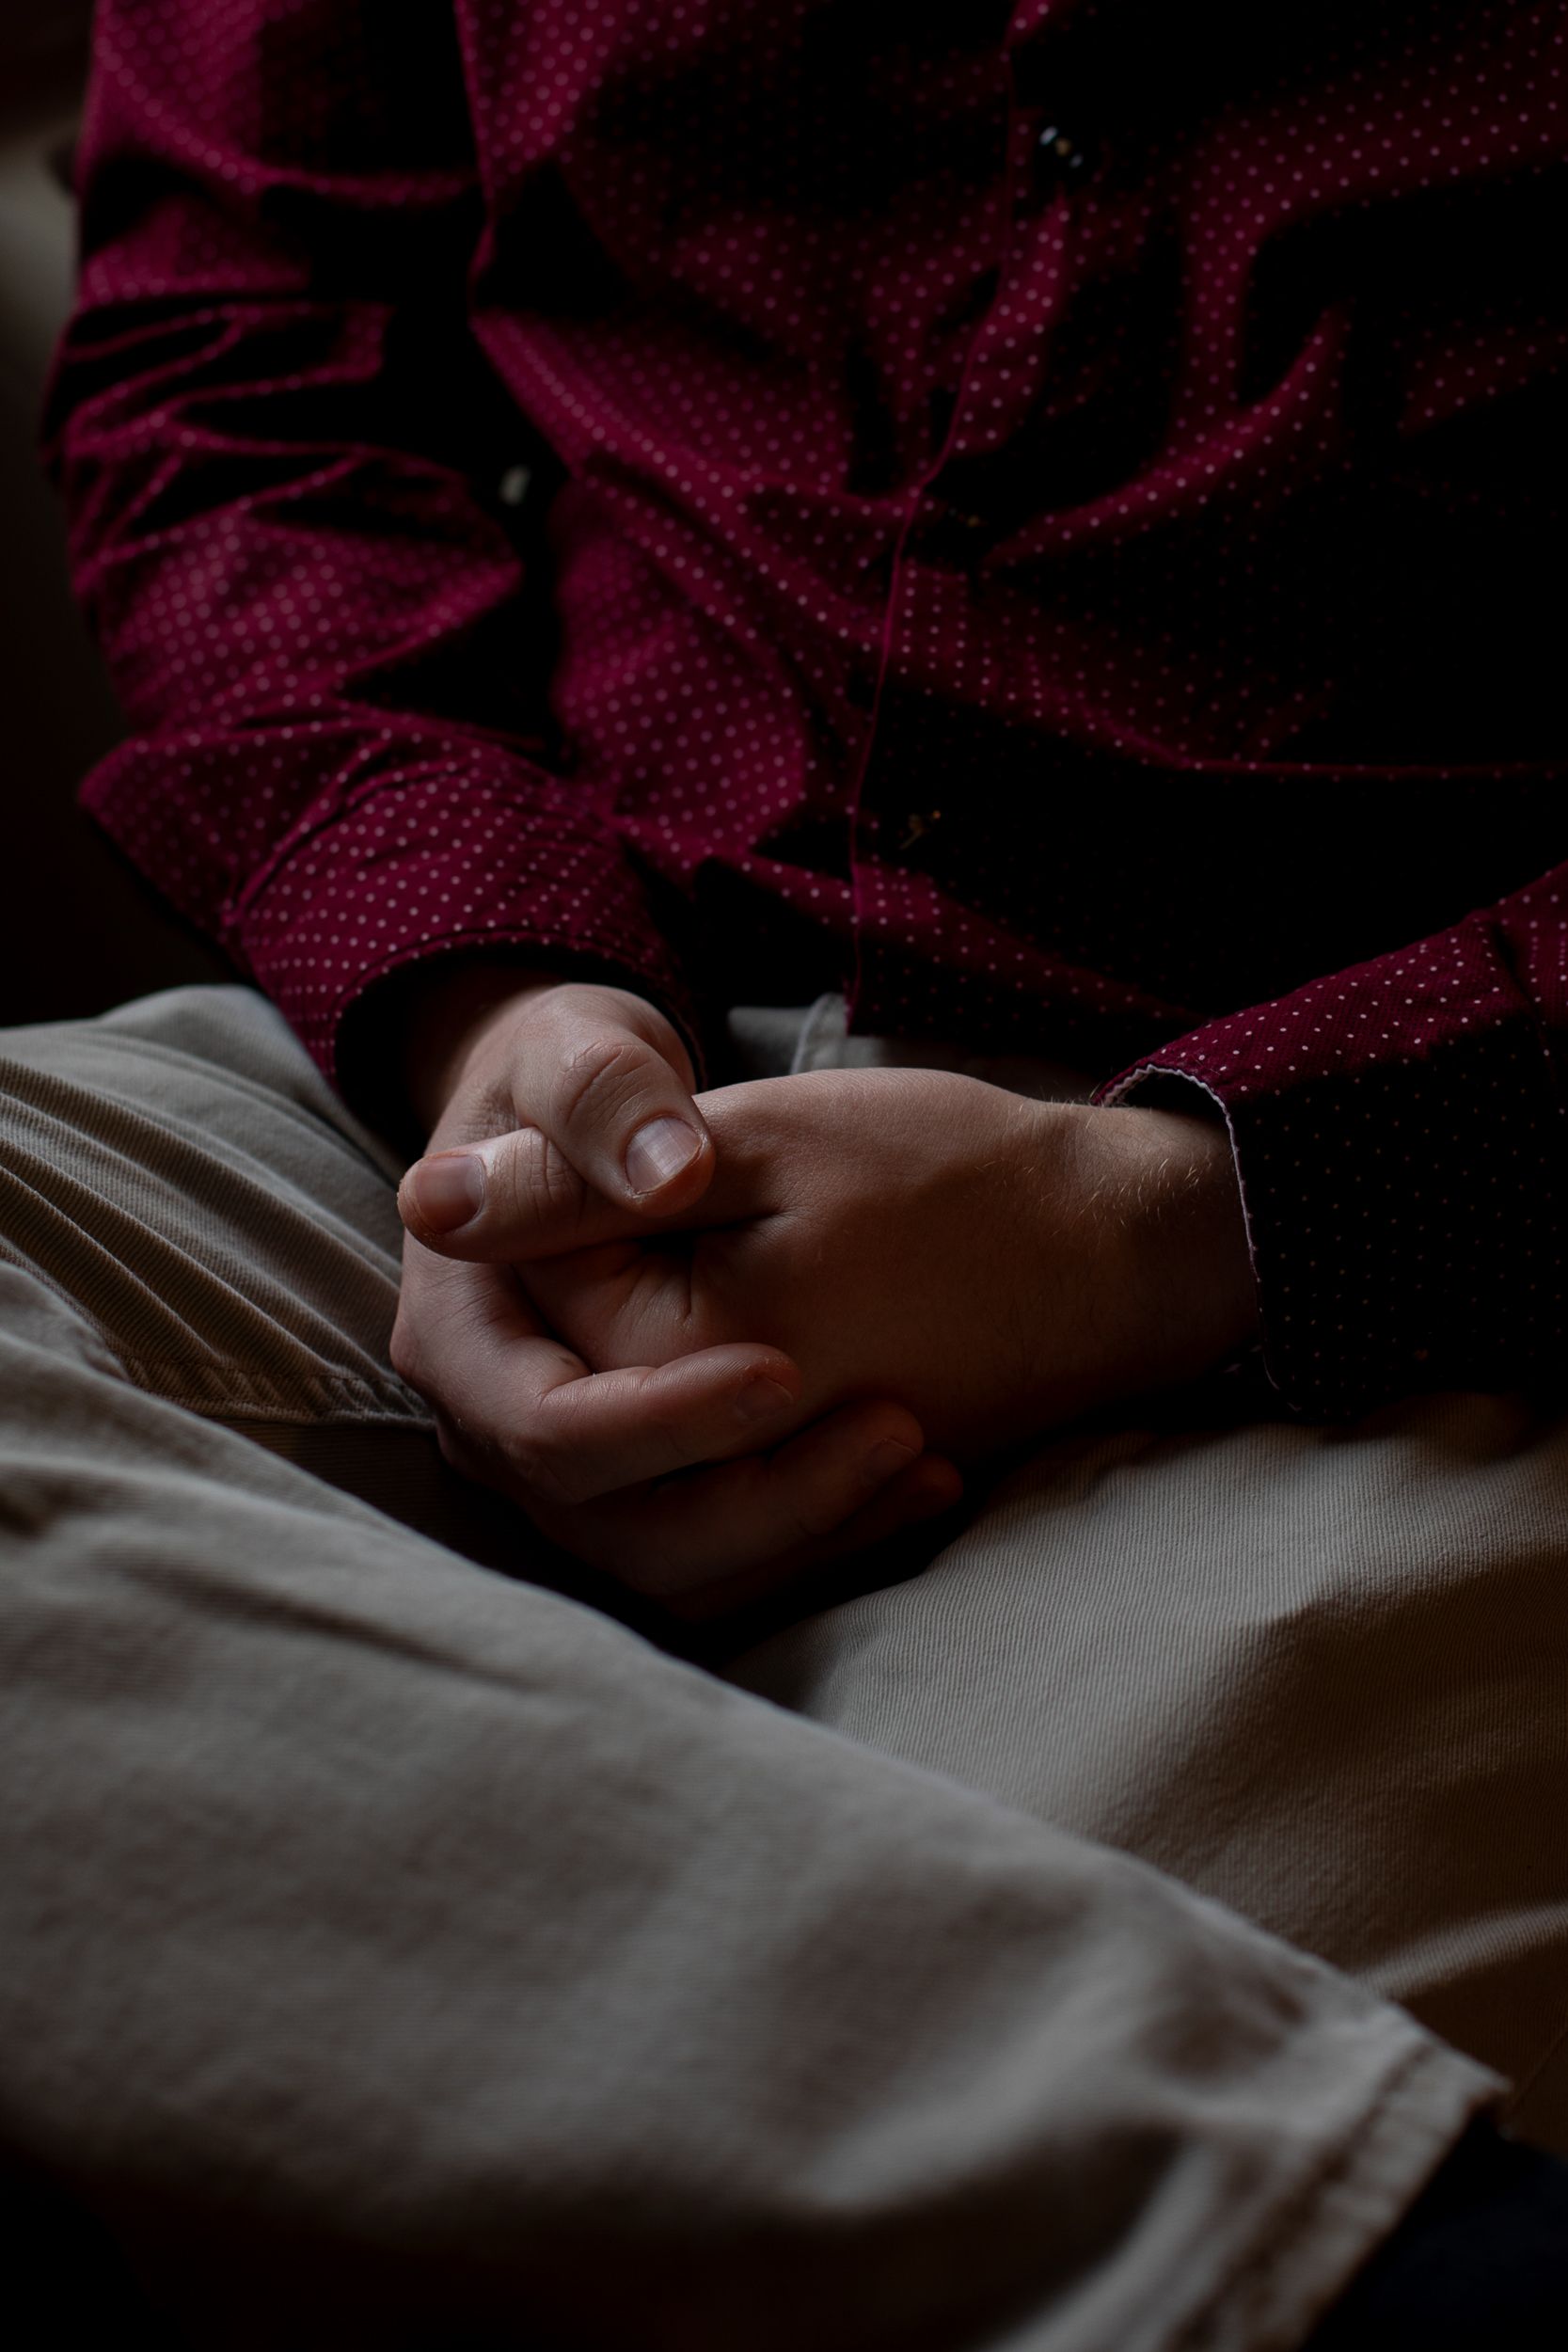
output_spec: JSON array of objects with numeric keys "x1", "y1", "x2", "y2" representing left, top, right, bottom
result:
[
  {"x1": 1093, "y1": 920, "x2": 1568, "y2": 1421},
  {"x1": 226, "y1": 773, "x2": 707, "y2": 1110},
  {"x1": 1093, "y1": 1065, "x2": 1276, "y2": 1405}
]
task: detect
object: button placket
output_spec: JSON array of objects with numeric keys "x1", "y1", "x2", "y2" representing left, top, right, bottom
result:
[
  {"x1": 897, "y1": 809, "x2": 943, "y2": 854},
  {"x1": 1010, "y1": 107, "x2": 1100, "y2": 219},
  {"x1": 1037, "y1": 123, "x2": 1091, "y2": 182}
]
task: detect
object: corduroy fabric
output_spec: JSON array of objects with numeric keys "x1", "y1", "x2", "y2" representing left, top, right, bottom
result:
[{"x1": 0, "y1": 981, "x2": 1503, "y2": 2349}]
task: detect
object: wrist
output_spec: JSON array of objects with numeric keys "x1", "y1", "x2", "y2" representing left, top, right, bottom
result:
[{"x1": 1098, "y1": 1103, "x2": 1260, "y2": 1387}]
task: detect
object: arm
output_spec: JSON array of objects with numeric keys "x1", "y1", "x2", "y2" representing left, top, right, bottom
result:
[
  {"x1": 39, "y1": 0, "x2": 703, "y2": 1128},
  {"x1": 399, "y1": 1061, "x2": 1260, "y2": 1576},
  {"x1": 41, "y1": 4, "x2": 958, "y2": 1583},
  {"x1": 1094, "y1": 860, "x2": 1568, "y2": 1419}
]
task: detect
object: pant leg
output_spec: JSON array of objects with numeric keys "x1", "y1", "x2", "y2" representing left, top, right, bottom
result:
[
  {"x1": 0, "y1": 985, "x2": 1495, "y2": 2350},
  {"x1": 720, "y1": 1010, "x2": 1568, "y2": 2158},
  {"x1": 0, "y1": 980, "x2": 673, "y2": 1632}
]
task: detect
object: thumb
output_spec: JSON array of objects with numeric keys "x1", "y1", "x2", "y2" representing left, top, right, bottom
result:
[
  {"x1": 517, "y1": 996, "x2": 720, "y2": 1210},
  {"x1": 400, "y1": 1119, "x2": 723, "y2": 1261},
  {"x1": 399, "y1": 1000, "x2": 721, "y2": 1260}
]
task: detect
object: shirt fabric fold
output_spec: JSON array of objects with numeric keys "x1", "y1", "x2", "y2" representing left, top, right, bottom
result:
[{"x1": 39, "y1": 0, "x2": 1568, "y2": 1418}]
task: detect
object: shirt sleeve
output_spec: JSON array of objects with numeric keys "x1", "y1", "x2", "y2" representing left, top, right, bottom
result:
[
  {"x1": 1092, "y1": 862, "x2": 1568, "y2": 1421},
  {"x1": 37, "y1": 0, "x2": 705, "y2": 1109}
]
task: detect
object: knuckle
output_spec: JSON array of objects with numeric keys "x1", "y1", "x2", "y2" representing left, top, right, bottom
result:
[
  {"x1": 466, "y1": 1066, "x2": 518, "y2": 1140},
  {"x1": 389, "y1": 1276, "x2": 480, "y2": 1396},
  {"x1": 436, "y1": 1402, "x2": 558, "y2": 1504},
  {"x1": 517, "y1": 1125, "x2": 587, "y2": 1228},
  {"x1": 432, "y1": 1408, "x2": 482, "y2": 1479},
  {"x1": 622, "y1": 1372, "x2": 696, "y2": 1477},
  {"x1": 557, "y1": 1032, "x2": 652, "y2": 1134},
  {"x1": 497, "y1": 1423, "x2": 587, "y2": 1511},
  {"x1": 483, "y1": 1126, "x2": 537, "y2": 1227}
]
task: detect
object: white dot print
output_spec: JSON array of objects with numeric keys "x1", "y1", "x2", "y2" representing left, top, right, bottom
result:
[{"x1": 36, "y1": 0, "x2": 1568, "y2": 1421}]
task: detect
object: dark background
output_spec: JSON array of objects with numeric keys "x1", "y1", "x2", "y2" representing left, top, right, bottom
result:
[{"x1": 0, "y1": 4, "x2": 225, "y2": 1029}]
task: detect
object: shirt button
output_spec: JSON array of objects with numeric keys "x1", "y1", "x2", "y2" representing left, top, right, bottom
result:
[
  {"x1": 1031, "y1": 121, "x2": 1096, "y2": 200},
  {"x1": 897, "y1": 810, "x2": 943, "y2": 853}
]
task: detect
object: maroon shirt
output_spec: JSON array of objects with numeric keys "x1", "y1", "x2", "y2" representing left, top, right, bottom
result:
[{"x1": 39, "y1": 1, "x2": 1568, "y2": 1420}]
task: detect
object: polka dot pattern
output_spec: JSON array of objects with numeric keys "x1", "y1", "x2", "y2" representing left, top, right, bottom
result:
[
  {"x1": 1100, "y1": 882, "x2": 1568, "y2": 1417},
  {"x1": 37, "y1": 0, "x2": 1568, "y2": 1418}
]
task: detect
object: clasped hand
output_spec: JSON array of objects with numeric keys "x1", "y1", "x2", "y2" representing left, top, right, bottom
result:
[{"x1": 392, "y1": 977, "x2": 1258, "y2": 1619}]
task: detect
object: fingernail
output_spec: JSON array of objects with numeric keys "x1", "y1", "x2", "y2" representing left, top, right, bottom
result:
[
  {"x1": 625, "y1": 1117, "x2": 701, "y2": 1195},
  {"x1": 735, "y1": 1375, "x2": 795, "y2": 1424},
  {"x1": 863, "y1": 1438, "x2": 919, "y2": 1486},
  {"x1": 410, "y1": 1151, "x2": 485, "y2": 1232}
]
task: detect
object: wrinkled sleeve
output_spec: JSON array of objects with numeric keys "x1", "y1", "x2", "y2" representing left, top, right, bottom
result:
[
  {"x1": 1094, "y1": 863, "x2": 1568, "y2": 1421},
  {"x1": 39, "y1": 0, "x2": 704, "y2": 1106}
]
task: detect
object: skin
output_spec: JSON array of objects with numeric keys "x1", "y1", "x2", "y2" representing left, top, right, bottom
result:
[{"x1": 391, "y1": 963, "x2": 1259, "y2": 1620}]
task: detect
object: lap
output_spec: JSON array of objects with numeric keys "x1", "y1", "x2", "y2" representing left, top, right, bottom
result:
[
  {"x1": 0, "y1": 983, "x2": 662, "y2": 1622},
  {"x1": 724, "y1": 1327, "x2": 1568, "y2": 2153},
  {"x1": 7, "y1": 982, "x2": 1566, "y2": 2153},
  {"x1": 0, "y1": 981, "x2": 416, "y2": 1424},
  {"x1": 0, "y1": 989, "x2": 1481, "y2": 2346},
  {"x1": 707, "y1": 994, "x2": 1568, "y2": 2148}
]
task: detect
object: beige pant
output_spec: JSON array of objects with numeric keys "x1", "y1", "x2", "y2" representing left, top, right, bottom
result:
[{"x1": 0, "y1": 982, "x2": 1535, "y2": 2349}]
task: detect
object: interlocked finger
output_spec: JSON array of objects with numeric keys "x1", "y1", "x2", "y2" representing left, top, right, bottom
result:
[
  {"x1": 393, "y1": 1240, "x2": 804, "y2": 1509},
  {"x1": 535, "y1": 1397, "x2": 960, "y2": 1597}
]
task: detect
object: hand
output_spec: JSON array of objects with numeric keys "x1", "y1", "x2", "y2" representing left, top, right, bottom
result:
[
  {"x1": 390, "y1": 969, "x2": 960, "y2": 1617},
  {"x1": 406, "y1": 1062, "x2": 1261, "y2": 1470}
]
